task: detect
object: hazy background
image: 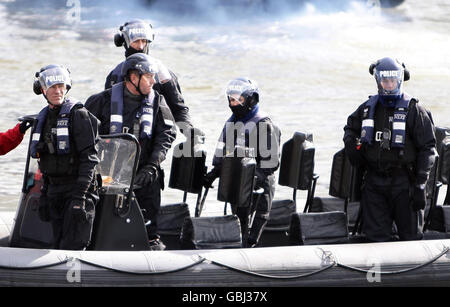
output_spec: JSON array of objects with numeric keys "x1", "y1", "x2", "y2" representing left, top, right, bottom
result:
[{"x1": 0, "y1": 0, "x2": 449, "y2": 216}]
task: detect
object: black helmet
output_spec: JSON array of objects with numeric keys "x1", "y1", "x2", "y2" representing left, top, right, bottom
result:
[
  {"x1": 369, "y1": 57, "x2": 410, "y2": 101},
  {"x1": 121, "y1": 53, "x2": 159, "y2": 80},
  {"x1": 114, "y1": 19, "x2": 155, "y2": 55},
  {"x1": 33, "y1": 64, "x2": 72, "y2": 95},
  {"x1": 226, "y1": 77, "x2": 259, "y2": 108}
]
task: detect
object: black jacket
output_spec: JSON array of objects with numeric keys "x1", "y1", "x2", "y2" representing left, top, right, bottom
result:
[
  {"x1": 105, "y1": 65, "x2": 192, "y2": 126},
  {"x1": 213, "y1": 117, "x2": 281, "y2": 179},
  {"x1": 37, "y1": 103, "x2": 100, "y2": 199},
  {"x1": 343, "y1": 96, "x2": 436, "y2": 185},
  {"x1": 85, "y1": 86, "x2": 176, "y2": 169}
]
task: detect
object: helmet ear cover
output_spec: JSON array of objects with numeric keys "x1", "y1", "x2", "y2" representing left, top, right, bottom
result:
[
  {"x1": 402, "y1": 62, "x2": 410, "y2": 81},
  {"x1": 33, "y1": 71, "x2": 42, "y2": 95},
  {"x1": 114, "y1": 33, "x2": 125, "y2": 47},
  {"x1": 369, "y1": 60, "x2": 379, "y2": 76},
  {"x1": 33, "y1": 80, "x2": 42, "y2": 95}
]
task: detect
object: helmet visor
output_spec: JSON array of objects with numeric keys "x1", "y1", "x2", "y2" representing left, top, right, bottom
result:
[
  {"x1": 123, "y1": 23, "x2": 154, "y2": 45},
  {"x1": 38, "y1": 67, "x2": 71, "y2": 91},
  {"x1": 225, "y1": 78, "x2": 257, "y2": 102},
  {"x1": 375, "y1": 68, "x2": 403, "y2": 96},
  {"x1": 136, "y1": 57, "x2": 159, "y2": 75}
]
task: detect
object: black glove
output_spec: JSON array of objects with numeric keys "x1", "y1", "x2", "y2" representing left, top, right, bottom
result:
[
  {"x1": 412, "y1": 186, "x2": 427, "y2": 211},
  {"x1": 345, "y1": 139, "x2": 365, "y2": 168},
  {"x1": 38, "y1": 194, "x2": 51, "y2": 222},
  {"x1": 19, "y1": 119, "x2": 34, "y2": 134},
  {"x1": 69, "y1": 198, "x2": 88, "y2": 223},
  {"x1": 134, "y1": 164, "x2": 158, "y2": 189},
  {"x1": 202, "y1": 167, "x2": 220, "y2": 188}
]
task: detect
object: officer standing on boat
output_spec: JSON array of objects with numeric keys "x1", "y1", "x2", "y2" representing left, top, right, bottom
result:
[
  {"x1": 203, "y1": 78, "x2": 280, "y2": 247},
  {"x1": 343, "y1": 57, "x2": 436, "y2": 242},
  {"x1": 105, "y1": 19, "x2": 192, "y2": 130},
  {"x1": 0, "y1": 120, "x2": 33, "y2": 155},
  {"x1": 32, "y1": 64, "x2": 100, "y2": 250},
  {"x1": 86, "y1": 53, "x2": 176, "y2": 250}
]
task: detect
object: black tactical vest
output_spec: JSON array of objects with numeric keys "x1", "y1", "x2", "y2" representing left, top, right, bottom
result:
[
  {"x1": 38, "y1": 107, "x2": 79, "y2": 177},
  {"x1": 363, "y1": 102, "x2": 416, "y2": 171}
]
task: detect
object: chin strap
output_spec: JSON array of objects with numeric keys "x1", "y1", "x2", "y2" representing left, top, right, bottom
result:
[{"x1": 130, "y1": 75, "x2": 145, "y2": 96}]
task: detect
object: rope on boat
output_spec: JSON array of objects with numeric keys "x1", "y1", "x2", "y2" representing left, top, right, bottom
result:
[
  {"x1": 0, "y1": 246, "x2": 448, "y2": 279},
  {"x1": 0, "y1": 259, "x2": 70, "y2": 270},
  {"x1": 204, "y1": 258, "x2": 336, "y2": 279},
  {"x1": 0, "y1": 255, "x2": 206, "y2": 275},
  {"x1": 76, "y1": 256, "x2": 206, "y2": 275},
  {"x1": 335, "y1": 246, "x2": 450, "y2": 275},
  {"x1": 201, "y1": 246, "x2": 450, "y2": 279}
]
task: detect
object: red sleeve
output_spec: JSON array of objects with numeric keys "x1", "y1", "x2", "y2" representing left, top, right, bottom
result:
[{"x1": 0, "y1": 124, "x2": 24, "y2": 155}]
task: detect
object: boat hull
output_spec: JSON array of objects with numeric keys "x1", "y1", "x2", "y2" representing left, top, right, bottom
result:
[{"x1": 0, "y1": 239, "x2": 449, "y2": 287}]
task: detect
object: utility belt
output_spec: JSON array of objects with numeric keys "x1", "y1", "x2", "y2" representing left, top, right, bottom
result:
[{"x1": 47, "y1": 175, "x2": 78, "y2": 185}]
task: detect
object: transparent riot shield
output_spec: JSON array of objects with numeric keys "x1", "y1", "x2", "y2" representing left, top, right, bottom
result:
[{"x1": 90, "y1": 134, "x2": 150, "y2": 251}]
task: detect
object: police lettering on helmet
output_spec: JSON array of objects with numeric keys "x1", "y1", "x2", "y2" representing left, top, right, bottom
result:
[
  {"x1": 38, "y1": 65, "x2": 72, "y2": 93},
  {"x1": 372, "y1": 57, "x2": 405, "y2": 99},
  {"x1": 120, "y1": 21, "x2": 154, "y2": 54}
]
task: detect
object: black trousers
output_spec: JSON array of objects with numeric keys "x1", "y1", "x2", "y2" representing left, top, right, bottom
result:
[
  {"x1": 361, "y1": 171, "x2": 421, "y2": 242},
  {"x1": 134, "y1": 169, "x2": 163, "y2": 240},
  {"x1": 232, "y1": 174, "x2": 276, "y2": 246},
  {"x1": 46, "y1": 183, "x2": 98, "y2": 250}
]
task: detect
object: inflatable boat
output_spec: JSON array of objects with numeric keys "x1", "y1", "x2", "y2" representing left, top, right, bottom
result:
[{"x1": 1, "y1": 127, "x2": 450, "y2": 287}]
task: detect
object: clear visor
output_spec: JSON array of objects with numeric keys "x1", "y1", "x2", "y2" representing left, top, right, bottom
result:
[
  {"x1": 123, "y1": 23, "x2": 154, "y2": 46},
  {"x1": 375, "y1": 69, "x2": 403, "y2": 96},
  {"x1": 225, "y1": 79, "x2": 257, "y2": 102},
  {"x1": 38, "y1": 67, "x2": 70, "y2": 90},
  {"x1": 136, "y1": 56, "x2": 159, "y2": 75}
]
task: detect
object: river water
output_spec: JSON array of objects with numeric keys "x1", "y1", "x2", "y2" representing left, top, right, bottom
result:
[{"x1": 0, "y1": 0, "x2": 449, "y2": 216}]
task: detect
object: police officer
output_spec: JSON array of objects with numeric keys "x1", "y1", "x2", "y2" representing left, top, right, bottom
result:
[
  {"x1": 32, "y1": 64, "x2": 100, "y2": 250},
  {"x1": 105, "y1": 19, "x2": 192, "y2": 129},
  {"x1": 0, "y1": 120, "x2": 33, "y2": 155},
  {"x1": 344, "y1": 57, "x2": 436, "y2": 242},
  {"x1": 86, "y1": 53, "x2": 176, "y2": 250},
  {"x1": 203, "y1": 78, "x2": 280, "y2": 247}
]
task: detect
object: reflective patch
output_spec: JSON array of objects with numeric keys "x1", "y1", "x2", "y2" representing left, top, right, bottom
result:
[
  {"x1": 164, "y1": 119, "x2": 174, "y2": 127},
  {"x1": 362, "y1": 119, "x2": 374, "y2": 128},
  {"x1": 32, "y1": 133, "x2": 41, "y2": 141},
  {"x1": 143, "y1": 126, "x2": 151, "y2": 134},
  {"x1": 395, "y1": 135, "x2": 403, "y2": 143},
  {"x1": 393, "y1": 122, "x2": 405, "y2": 131},
  {"x1": 57, "y1": 128, "x2": 69, "y2": 136},
  {"x1": 59, "y1": 141, "x2": 67, "y2": 150},
  {"x1": 111, "y1": 115, "x2": 123, "y2": 123},
  {"x1": 141, "y1": 114, "x2": 153, "y2": 123}
]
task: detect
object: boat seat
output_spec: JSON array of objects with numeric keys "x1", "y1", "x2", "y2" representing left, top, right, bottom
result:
[
  {"x1": 261, "y1": 131, "x2": 318, "y2": 247},
  {"x1": 180, "y1": 149, "x2": 257, "y2": 249},
  {"x1": 289, "y1": 211, "x2": 349, "y2": 245},
  {"x1": 424, "y1": 126, "x2": 450, "y2": 234},
  {"x1": 158, "y1": 128, "x2": 206, "y2": 250},
  {"x1": 309, "y1": 148, "x2": 363, "y2": 234},
  {"x1": 180, "y1": 215, "x2": 242, "y2": 249}
]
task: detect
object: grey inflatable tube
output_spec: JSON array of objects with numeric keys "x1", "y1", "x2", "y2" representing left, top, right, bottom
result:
[{"x1": 0, "y1": 238, "x2": 449, "y2": 287}]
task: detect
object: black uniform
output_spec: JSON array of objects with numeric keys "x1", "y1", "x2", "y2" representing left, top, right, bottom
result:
[
  {"x1": 344, "y1": 95, "x2": 436, "y2": 242},
  {"x1": 105, "y1": 64, "x2": 192, "y2": 126},
  {"x1": 211, "y1": 114, "x2": 280, "y2": 246},
  {"x1": 36, "y1": 101, "x2": 100, "y2": 250},
  {"x1": 85, "y1": 84, "x2": 176, "y2": 240}
]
